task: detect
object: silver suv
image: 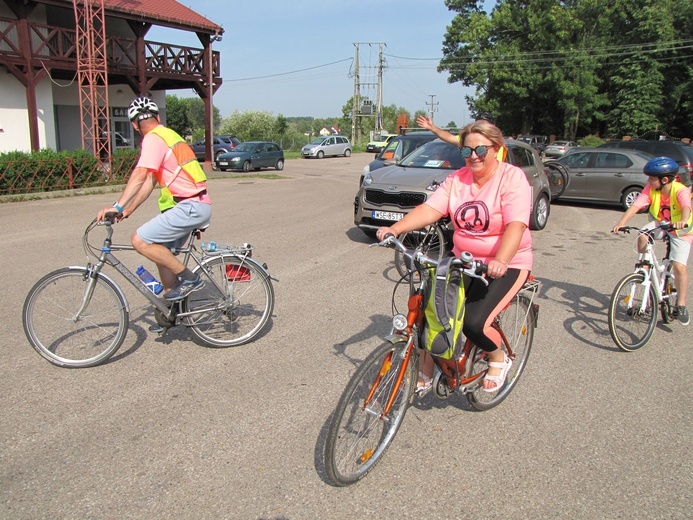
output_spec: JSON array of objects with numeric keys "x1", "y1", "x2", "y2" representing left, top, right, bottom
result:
[
  {"x1": 354, "y1": 139, "x2": 552, "y2": 236},
  {"x1": 302, "y1": 136, "x2": 352, "y2": 159}
]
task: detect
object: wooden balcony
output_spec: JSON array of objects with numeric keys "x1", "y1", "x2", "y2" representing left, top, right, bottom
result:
[{"x1": 0, "y1": 16, "x2": 221, "y2": 89}]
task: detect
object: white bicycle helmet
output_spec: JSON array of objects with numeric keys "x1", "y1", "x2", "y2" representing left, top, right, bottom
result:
[{"x1": 128, "y1": 96, "x2": 159, "y2": 122}]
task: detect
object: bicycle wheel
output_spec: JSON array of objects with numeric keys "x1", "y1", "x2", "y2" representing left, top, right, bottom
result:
[
  {"x1": 660, "y1": 272, "x2": 677, "y2": 324},
  {"x1": 22, "y1": 267, "x2": 129, "y2": 368},
  {"x1": 324, "y1": 340, "x2": 417, "y2": 486},
  {"x1": 184, "y1": 255, "x2": 274, "y2": 347},
  {"x1": 545, "y1": 161, "x2": 568, "y2": 199},
  {"x1": 608, "y1": 272, "x2": 658, "y2": 351},
  {"x1": 467, "y1": 294, "x2": 535, "y2": 411},
  {"x1": 394, "y1": 224, "x2": 447, "y2": 279}
]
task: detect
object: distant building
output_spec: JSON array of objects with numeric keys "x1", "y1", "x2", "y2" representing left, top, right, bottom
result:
[{"x1": 319, "y1": 126, "x2": 341, "y2": 136}]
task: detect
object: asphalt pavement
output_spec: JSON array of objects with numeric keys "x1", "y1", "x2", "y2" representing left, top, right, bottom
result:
[{"x1": 0, "y1": 153, "x2": 689, "y2": 519}]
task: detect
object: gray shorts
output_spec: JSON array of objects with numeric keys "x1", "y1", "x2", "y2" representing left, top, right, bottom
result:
[
  {"x1": 137, "y1": 200, "x2": 212, "y2": 250},
  {"x1": 645, "y1": 221, "x2": 691, "y2": 265}
]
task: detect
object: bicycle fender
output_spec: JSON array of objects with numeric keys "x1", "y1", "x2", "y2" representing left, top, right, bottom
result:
[
  {"x1": 198, "y1": 255, "x2": 273, "y2": 281},
  {"x1": 383, "y1": 334, "x2": 408, "y2": 346},
  {"x1": 67, "y1": 265, "x2": 130, "y2": 314}
]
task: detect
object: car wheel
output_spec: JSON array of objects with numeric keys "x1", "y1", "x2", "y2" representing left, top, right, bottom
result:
[
  {"x1": 344, "y1": 149, "x2": 352, "y2": 157},
  {"x1": 621, "y1": 187, "x2": 642, "y2": 210},
  {"x1": 242, "y1": 160, "x2": 251, "y2": 173},
  {"x1": 317, "y1": 151, "x2": 324, "y2": 159},
  {"x1": 276, "y1": 159, "x2": 284, "y2": 170},
  {"x1": 529, "y1": 193, "x2": 550, "y2": 231}
]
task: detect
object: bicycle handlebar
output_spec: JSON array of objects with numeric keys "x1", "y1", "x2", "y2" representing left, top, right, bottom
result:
[
  {"x1": 615, "y1": 222, "x2": 674, "y2": 235},
  {"x1": 371, "y1": 234, "x2": 489, "y2": 283}
]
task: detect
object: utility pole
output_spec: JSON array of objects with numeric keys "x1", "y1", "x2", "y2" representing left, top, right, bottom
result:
[
  {"x1": 426, "y1": 95, "x2": 438, "y2": 123},
  {"x1": 352, "y1": 42, "x2": 386, "y2": 146},
  {"x1": 376, "y1": 43, "x2": 385, "y2": 132},
  {"x1": 351, "y1": 44, "x2": 359, "y2": 145}
]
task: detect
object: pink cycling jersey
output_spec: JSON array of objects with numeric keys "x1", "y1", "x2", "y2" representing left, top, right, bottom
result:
[{"x1": 425, "y1": 162, "x2": 533, "y2": 270}]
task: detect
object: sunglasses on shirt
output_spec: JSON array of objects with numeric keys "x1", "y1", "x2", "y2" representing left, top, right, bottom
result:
[{"x1": 460, "y1": 145, "x2": 491, "y2": 158}]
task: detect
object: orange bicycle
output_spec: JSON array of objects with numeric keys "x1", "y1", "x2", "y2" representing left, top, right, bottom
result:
[{"x1": 324, "y1": 234, "x2": 539, "y2": 486}]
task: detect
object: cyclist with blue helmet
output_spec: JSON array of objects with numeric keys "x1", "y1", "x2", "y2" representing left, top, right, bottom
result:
[{"x1": 613, "y1": 156, "x2": 692, "y2": 325}]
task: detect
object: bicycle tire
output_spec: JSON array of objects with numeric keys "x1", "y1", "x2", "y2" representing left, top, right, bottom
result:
[
  {"x1": 22, "y1": 267, "x2": 129, "y2": 368},
  {"x1": 466, "y1": 294, "x2": 535, "y2": 411},
  {"x1": 608, "y1": 272, "x2": 658, "y2": 351},
  {"x1": 183, "y1": 255, "x2": 274, "y2": 347},
  {"x1": 545, "y1": 161, "x2": 568, "y2": 199},
  {"x1": 324, "y1": 340, "x2": 417, "y2": 486},
  {"x1": 660, "y1": 273, "x2": 677, "y2": 324},
  {"x1": 394, "y1": 225, "x2": 448, "y2": 280}
]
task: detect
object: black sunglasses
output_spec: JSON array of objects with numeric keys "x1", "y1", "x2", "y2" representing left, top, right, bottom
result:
[{"x1": 460, "y1": 145, "x2": 491, "y2": 158}]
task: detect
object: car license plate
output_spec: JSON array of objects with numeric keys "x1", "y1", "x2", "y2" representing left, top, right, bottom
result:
[
  {"x1": 372, "y1": 210, "x2": 404, "y2": 221},
  {"x1": 218, "y1": 161, "x2": 228, "y2": 166}
]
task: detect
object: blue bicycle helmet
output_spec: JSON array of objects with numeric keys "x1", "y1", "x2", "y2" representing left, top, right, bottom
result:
[{"x1": 643, "y1": 156, "x2": 679, "y2": 178}]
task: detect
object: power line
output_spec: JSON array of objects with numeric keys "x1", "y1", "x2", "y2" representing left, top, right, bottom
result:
[{"x1": 226, "y1": 58, "x2": 352, "y2": 82}]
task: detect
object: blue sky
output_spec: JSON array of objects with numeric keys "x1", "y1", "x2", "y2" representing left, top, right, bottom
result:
[{"x1": 151, "y1": 0, "x2": 487, "y2": 127}]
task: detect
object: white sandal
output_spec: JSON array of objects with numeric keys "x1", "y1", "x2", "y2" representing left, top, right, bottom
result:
[
  {"x1": 416, "y1": 372, "x2": 433, "y2": 396},
  {"x1": 482, "y1": 353, "x2": 512, "y2": 393}
]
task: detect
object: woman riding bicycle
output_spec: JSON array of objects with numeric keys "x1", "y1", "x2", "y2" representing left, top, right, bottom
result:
[
  {"x1": 377, "y1": 119, "x2": 533, "y2": 392},
  {"x1": 612, "y1": 156, "x2": 693, "y2": 325}
]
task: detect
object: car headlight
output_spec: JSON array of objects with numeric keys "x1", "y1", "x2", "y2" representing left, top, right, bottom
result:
[
  {"x1": 231, "y1": 157, "x2": 240, "y2": 162},
  {"x1": 362, "y1": 164, "x2": 370, "y2": 175},
  {"x1": 363, "y1": 173, "x2": 373, "y2": 186}
]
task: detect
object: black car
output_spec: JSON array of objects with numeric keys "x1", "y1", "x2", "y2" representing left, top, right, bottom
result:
[
  {"x1": 361, "y1": 131, "x2": 441, "y2": 179},
  {"x1": 598, "y1": 139, "x2": 693, "y2": 186}
]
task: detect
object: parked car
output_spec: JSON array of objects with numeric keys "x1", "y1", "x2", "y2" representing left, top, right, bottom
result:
[
  {"x1": 365, "y1": 133, "x2": 397, "y2": 153},
  {"x1": 549, "y1": 148, "x2": 654, "y2": 209},
  {"x1": 301, "y1": 135, "x2": 351, "y2": 158},
  {"x1": 191, "y1": 135, "x2": 241, "y2": 162},
  {"x1": 215, "y1": 141, "x2": 284, "y2": 172},
  {"x1": 598, "y1": 139, "x2": 693, "y2": 186},
  {"x1": 543, "y1": 140, "x2": 578, "y2": 159},
  {"x1": 354, "y1": 138, "x2": 552, "y2": 236},
  {"x1": 362, "y1": 131, "x2": 441, "y2": 178},
  {"x1": 517, "y1": 134, "x2": 548, "y2": 153}
]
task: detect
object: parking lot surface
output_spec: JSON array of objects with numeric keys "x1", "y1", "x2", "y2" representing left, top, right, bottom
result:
[{"x1": 0, "y1": 154, "x2": 689, "y2": 518}]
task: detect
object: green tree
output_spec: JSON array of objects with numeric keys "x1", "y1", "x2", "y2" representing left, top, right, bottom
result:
[
  {"x1": 165, "y1": 95, "x2": 193, "y2": 137},
  {"x1": 220, "y1": 110, "x2": 276, "y2": 142},
  {"x1": 439, "y1": 0, "x2": 693, "y2": 139}
]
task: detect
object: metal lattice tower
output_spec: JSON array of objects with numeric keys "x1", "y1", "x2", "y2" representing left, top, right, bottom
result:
[{"x1": 73, "y1": 0, "x2": 111, "y2": 172}]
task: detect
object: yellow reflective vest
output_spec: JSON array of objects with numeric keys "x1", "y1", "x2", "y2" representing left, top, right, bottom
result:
[
  {"x1": 648, "y1": 181, "x2": 693, "y2": 236},
  {"x1": 148, "y1": 126, "x2": 207, "y2": 212}
]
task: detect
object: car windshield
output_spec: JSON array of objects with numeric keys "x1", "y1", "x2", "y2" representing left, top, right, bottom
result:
[
  {"x1": 398, "y1": 141, "x2": 465, "y2": 170},
  {"x1": 310, "y1": 137, "x2": 326, "y2": 145},
  {"x1": 233, "y1": 142, "x2": 255, "y2": 152},
  {"x1": 371, "y1": 135, "x2": 388, "y2": 142},
  {"x1": 551, "y1": 141, "x2": 571, "y2": 146}
]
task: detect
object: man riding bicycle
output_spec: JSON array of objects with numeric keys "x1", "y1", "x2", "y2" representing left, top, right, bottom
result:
[
  {"x1": 97, "y1": 96, "x2": 212, "y2": 301},
  {"x1": 613, "y1": 156, "x2": 692, "y2": 325}
]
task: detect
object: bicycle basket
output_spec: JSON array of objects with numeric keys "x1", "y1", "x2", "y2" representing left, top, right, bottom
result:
[{"x1": 422, "y1": 257, "x2": 465, "y2": 360}]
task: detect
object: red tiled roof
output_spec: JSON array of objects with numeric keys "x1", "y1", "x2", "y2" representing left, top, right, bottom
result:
[{"x1": 56, "y1": 0, "x2": 222, "y2": 35}]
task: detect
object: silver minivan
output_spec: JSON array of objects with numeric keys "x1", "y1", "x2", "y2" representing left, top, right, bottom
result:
[{"x1": 302, "y1": 136, "x2": 352, "y2": 159}]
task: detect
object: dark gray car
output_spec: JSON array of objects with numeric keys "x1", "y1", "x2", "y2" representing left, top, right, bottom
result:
[
  {"x1": 354, "y1": 138, "x2": 552, "y2": 236},
  {"x1": 550, "y1": 148, "x2": 654, "y2": 209},
  {"x1": 215, "y1": 141, "x2": 284, "y2": 172}
]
